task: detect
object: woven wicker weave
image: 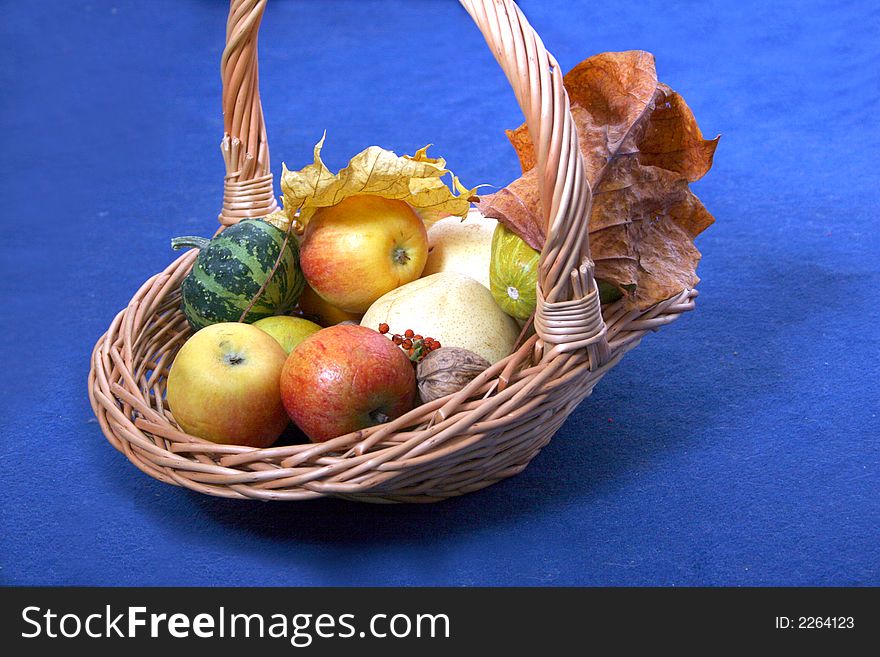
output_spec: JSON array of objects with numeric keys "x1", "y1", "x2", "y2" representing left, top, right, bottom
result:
[{"x1": 88, "y1": 0, "x2": 698, "y2": 503}]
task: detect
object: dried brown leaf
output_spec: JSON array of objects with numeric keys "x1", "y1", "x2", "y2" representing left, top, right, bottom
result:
[
  {"x1": 476, "y1": 168, "x2": 544, "y2": 251},
  {"x1": 639, "y1": 83, "x2": 719, "y2": 182},
  {"x1": 478, "y1": 50, "x2": 719, "y2": 310}
]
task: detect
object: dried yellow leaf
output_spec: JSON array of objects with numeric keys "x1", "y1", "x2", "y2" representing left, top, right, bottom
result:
[{"x1": 271, "y1": 135, "x2": 478, "y2": 232}]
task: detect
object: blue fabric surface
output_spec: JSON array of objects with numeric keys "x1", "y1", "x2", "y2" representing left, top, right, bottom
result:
[{"x1": 1, "y1": 0, "x2": 877, "y2": 586}]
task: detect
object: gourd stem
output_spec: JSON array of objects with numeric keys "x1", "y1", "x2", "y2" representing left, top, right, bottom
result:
[{"x1": 171, "y1": 236, "x2": 211, "y2": 251}]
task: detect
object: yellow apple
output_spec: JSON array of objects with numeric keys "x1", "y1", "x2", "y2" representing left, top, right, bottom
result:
[
  {"x1": 166, "y1": 322, "x2": 289, "y2": 447},
  {"x1": 253, "y1": 315, "x2": 322, "y2": 354},
  {"x1": 297, "y1": 283, "x2": 363, "y2": 327},
  {"x1": 361, "y1": 272, "x2": 520, "y2": 364},
  {"x1": 300, "y1": 195, "x2": 428, "y2": 313},
  {"x1": 422, "y1": 209, "x2": 497, "y2": 289}
]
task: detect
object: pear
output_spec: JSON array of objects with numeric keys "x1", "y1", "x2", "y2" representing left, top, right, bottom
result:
[
  {"x1": 422, "y1": 209, "x2": 497, "y2": 290},
  {"x1": 361, "y1": 272, "x2": 520, "y2": 364}
]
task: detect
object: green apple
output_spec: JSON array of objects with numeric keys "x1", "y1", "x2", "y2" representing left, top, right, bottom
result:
[{"x1": 253, "y1": 315, "x2": 322, "y2": 354}]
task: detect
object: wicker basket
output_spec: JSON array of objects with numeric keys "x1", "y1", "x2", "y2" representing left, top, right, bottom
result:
[{"x1": 88, "y1": 0, "x2": 697, "y2": 503}]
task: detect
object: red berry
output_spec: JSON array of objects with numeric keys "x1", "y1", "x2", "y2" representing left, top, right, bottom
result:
[
  {"x1": 402, "y1": 339, "x2": 413, "y2": 349},
  {"x1": 392, "y1": 335, "x2": 403, "y2": 345},
  {"x1": 378, "y1": 323, "x2": 390, "y2": 334},
  {"x1": 413, "y1": 334, "x2": 423, "y2": 341},
  {"x1": 433, "y1": 341, "x2": 441, "y2": 349},
  {"x1": 404, "y1": 329, "x2": 414, "y2": 339}
]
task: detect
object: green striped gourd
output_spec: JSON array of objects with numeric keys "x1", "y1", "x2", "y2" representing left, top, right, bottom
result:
[{"x1": 172, "y1": 219, "x2": 305, "y2": 331}]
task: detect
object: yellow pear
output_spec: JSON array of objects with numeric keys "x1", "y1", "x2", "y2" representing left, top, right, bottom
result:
[
  {"x1": 422, "y1": 209, "x2": 497, "y2": 290},
  {"x1": 361, "y1": 272, "x2": 519, "y2": 364}
]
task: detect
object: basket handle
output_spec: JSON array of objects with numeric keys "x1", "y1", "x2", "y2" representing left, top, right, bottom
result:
[
  {"x1": 459, "y1": 1, "x2": 608, "y2": 361},
  {"x1": 218, "y1": 0, "x2": 278, "y2": 226},
  {"x1": 219, "y1": 0, "x2": 609, "y2": 362}
]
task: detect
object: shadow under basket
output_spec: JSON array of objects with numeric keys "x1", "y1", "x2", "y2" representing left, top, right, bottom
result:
[{"x1": 87, "y1": 0, "x2": 699, "y2": 503}]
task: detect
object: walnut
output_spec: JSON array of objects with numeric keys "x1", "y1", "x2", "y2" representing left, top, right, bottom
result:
[{"x1": 416, "y1": 347, "x2": 491, "y2": 403}]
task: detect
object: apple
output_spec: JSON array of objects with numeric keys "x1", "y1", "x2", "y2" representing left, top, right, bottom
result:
[
  {"x1": 280, "y1": 324, "x2": 416, "y2": 442},
  {"x1": 297, "y1": 283, "x2": 363, "y2": 327},
  {"x1": 252, "y1": 315, "x2": 322, "y2": 354},
  {"x1": 166, "y1": 322, "x2": 289, "y2": 447},
  {"x1": 300, "y1": 195, "x2": 428, "y2": 313},
  {"x1": 422, "y1": 209, "x2": 497, "y2": 289}
]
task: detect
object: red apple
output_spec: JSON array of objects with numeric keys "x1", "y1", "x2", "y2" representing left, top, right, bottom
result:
[
  {"x1": 300, "y1": 195, "x2": 428, "y2": 314},
  {"x1": 280, "y1": 324, "x2": 416, "y2": 442},
  {"x1": 166, "y1": 322, "x2": 289, "y2": 447}
]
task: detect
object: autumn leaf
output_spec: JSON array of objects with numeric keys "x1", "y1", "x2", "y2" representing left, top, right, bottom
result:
[
  {"x1": 639, "y1": 83, "x2": 718, "y2": 182},
  {"x1": 271, "y1": 135, "x2": 479, "y2": 232},
  {"x1": 478, "y1": 50, "x2": 719, "y2": 309}
]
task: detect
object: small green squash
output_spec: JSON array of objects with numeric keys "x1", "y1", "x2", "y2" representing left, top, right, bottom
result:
[
  {"x1": 597, "y1": 279, "x2": 623, "y2": 305},
  {"x1": 489, "y1": 223, "x2": 540, "y2": 320},
  {"x1": 490, "y1": 223, "x2": 626, "y2": 320},
  {"x1": 172, "y1": 219, "x2": 305, "y2": 331}
]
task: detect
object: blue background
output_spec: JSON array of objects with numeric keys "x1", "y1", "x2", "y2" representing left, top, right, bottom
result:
[{"x1": 1, "y1": 0, "x2": 877, "y2": 586}]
